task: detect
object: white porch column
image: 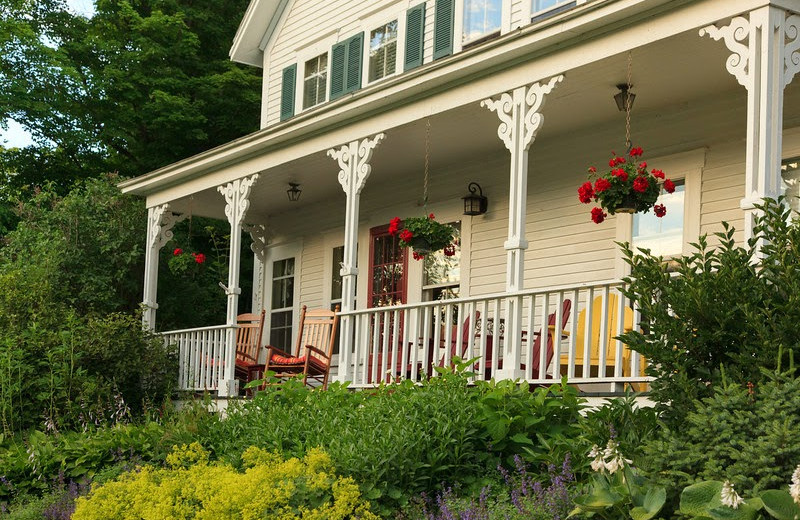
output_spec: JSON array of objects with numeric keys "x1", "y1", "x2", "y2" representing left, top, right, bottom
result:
[
  {"x1": 327, "y1": 133, "x2": 386, "y2": 382},
  {"x1": 482, "y1": 75, "x2": 563, "y2": 379},
  {"x1": 142, "y1": 204, "x2": 185, "y2": 330},
  {"x1": 217, "y1": 174, "x2": 259, "y2": 396},
  {"x1": 701, "y1": 7, "x2": 800, "y2": 243}
]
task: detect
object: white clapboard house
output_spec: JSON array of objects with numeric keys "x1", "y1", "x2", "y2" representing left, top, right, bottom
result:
[{"x1": 120, "y1": 0, "x2": 800, "y2": 396}]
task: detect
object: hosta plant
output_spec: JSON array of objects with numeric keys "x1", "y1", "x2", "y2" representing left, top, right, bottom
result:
[{"x1": 578, "y1": 146, "x2": 676, "y2": 223}]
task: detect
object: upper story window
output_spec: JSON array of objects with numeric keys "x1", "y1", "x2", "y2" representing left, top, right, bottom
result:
[
  {"x1": 632, "y1": 180, "x2": 686, "y2": 257},
  {"x1": 303, "y1": 53, "x2": 328, "y2": 109},
  {"x1": 369, "y1": 20, "x2": 398, "y2": 82},
  {"x1": 462, "y1": 0, "x2": 501, "y2": 43}
]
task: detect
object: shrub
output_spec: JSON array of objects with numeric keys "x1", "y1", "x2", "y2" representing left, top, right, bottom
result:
[
  {"x1": 71, "y1": 444, "x2": 378, "y2": 520},
  {"x1": 642, "y1": 373, "x2": 800, "y2": 513},
  {"x1": 0, "y1": 178, "x2": 176, "y2": 433},
  {"x1": 620, "y1": 198, "x2": 800, "y2": 422}
]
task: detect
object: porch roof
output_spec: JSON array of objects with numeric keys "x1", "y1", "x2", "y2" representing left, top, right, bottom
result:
[{"x1": 119, "y1": 0, "x2": 762, "y2": 216}]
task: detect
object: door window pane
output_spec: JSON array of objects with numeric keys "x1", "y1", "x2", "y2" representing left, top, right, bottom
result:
[
  {"x1": 303, "y1": 53, "x2": 327, "y2": 109},
  {"x1": 463, "y1": 0, "x2": 501, "y2": 43},
  {"x1": 782, "y1": 157, "x2": 800, "y2": 216},
  {"x1": 632, "y1": 181, "x2": 685, "y2": 257},
  {"x1": 368, "y1": 21, "x2": 398, "y2": 82},
  {"x1": 331, "y1": 245, "x2": 344, "y2": 304},
  {"x1": 270, "y1": 257, "x2": 295, "y2": 351}
]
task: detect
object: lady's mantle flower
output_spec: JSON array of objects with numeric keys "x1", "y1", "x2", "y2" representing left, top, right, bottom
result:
[
  {"x1": 721, "y1": 480, "x2": 744, "y2": 509},
  {"x1": 790, "y1": 464, "x2": 800, "y2": 504}
]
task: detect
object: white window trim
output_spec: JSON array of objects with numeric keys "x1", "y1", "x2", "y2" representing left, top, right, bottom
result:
[
  {"x1": 322, "y1": 233, "x2": 346, "y2": 310},
  {"x1": 614, "y1": 148, "x2": 705, "y2": 277},
  {"x1": 361, "y1": 11, "x2": 406, "y2": 86},
  {"x1": 291, "y1": 33, "x2": 338, "y2": 116},
  {"x1": 519, "y1": 0, "x2": 587, "y2": 27},
  {"x1": 454, "y1": 0, "x2": 511, "y2": 53},
  {"x1": 262, "y1": 239, "x2": 303, "y2": 356}
]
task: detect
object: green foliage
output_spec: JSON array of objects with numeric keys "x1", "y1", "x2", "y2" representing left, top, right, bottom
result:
[
  {"x1": 475, "y1": 376, "x2": 586, "y2": 469},
  {"x1": 620, "y1": 197, "x2": 800, "y2": 422},
  {"x1": 679, "y1": 481, "x2": 764, "y2": 520},
  {"x1": 396, "y1": 214, "x2": 456, "y2": 254},
  {"x1": 0, "y1": 0, "x2": 261, "y2": 193},
  {"x1": 642, "y1": 374, "x2": 800, "y2": 513},
  {"x1": 0, "y1": 178, "x2": 176, "y2": 433},
  {"x1": 570, "y1": 465, "x2": 666, "y2": 520},
  {"x1": 71, "y1": 444, "x2": 379, "y2": 520}
]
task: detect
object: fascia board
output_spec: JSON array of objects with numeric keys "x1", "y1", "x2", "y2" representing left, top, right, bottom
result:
[
  {"x1": 121, "y1": 0, "x2": 762, "y2": 197},
  {"x1": 230, "y1": 0, "x2": 285, "y2": 67}
]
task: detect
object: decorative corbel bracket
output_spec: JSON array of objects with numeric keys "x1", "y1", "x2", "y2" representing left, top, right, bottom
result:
[
  {"x1": 481, "y1": 75, "x2": 564, "y2": 152},
  {"x1": 218, "y1": 174, "x2": 260, "y2": 227},
  {"x1": 243, "y1": 222, "x2": 270, "y2": 262},
  {"x1": 328, "y1": 133, "x2": 386, "y2": 197},
  {"x1": 148, "y1": 204, "x2": 187, "y2": 250}
]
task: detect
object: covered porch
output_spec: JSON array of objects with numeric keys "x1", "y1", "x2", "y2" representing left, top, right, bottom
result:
[{"x1": 119, "y1": 1, "x2": 800, "y2": 395}]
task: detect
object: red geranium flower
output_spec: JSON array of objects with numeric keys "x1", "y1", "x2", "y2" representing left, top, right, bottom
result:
[
  {"x1": 412, "y1": 251, "x2": 425, "y2": 261},
  {"x1": 615, "y1": 156, "x2": 626, "y2": 165},
  {"x1": 608, "y1": 158, "x2": 617, "y2": 167},
  {"x1": 588, "y1": 166, "x2": 597, "y2": 173},
  {"x1": 578, "y1": 181, "x2": 594, "y2": 204},
  {"x1": 638, "y1": 162, "x2": 647, "y2": 171},
  {"x1": 591, "y1": 207, "x2": 607, "y2": 224},
  {"x1": 651, "y1": 169, "x2": 665, "y2": 179},
  {"x1": 663, "y1": 179, "x2": 676, "y2": 193},
  {"x1": 388, "y1": 217, "x2": 401, "y2": 236},
  {"x1": 428, "y1": 213, "x2": 435, "y2": 219},
  {"x1": 399, "y1": 229, "x2": 413, "y2": 242},
  {"x1": 611, "y1": 168, "x2": 628, "y2": 182},
  {"x1": 594, "y1": 178, "x2": 611, "y2": 193},
  {"x1": 192, "y1": 252, "x2": 206, "y2": 264},
  {"x1": 654, "y1": 204, "x2": 666, "y2": 218},
  {"x1": 443, "y1": 244, "x2": 456, "y2": 257},
  {"x1": 629, "y1": 146, "x2": 644, "y2": 157},
  {"x1": 633, "y1": 176, "x2": 649, "y2": 193},
  {"x1": 173, "y1": 248, "x2": 183, "y2": 256}
]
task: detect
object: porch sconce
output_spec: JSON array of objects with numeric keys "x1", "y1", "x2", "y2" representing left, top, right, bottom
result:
[
  {"x1": 287, "y1": 182, "x2": 302, "y2": 202},
  {"x1": 462, "y1": 182, "x2": 488, "y2": 216},
  {"x1": 614, "y1": 84, "x2": 636, "y2": 112}
]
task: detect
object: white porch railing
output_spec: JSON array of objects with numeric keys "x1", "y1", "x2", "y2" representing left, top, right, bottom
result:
[
  {"x1": 161, "y1": 324, "x2": 237, "y2": 392},
  {"x1": 335, "y1": 280, "x2": 651, "y2": 390}
]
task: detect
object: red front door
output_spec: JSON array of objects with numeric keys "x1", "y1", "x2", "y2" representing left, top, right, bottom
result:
[{"x1": 368, "y1": 224, "x2": 408, "y2": 307}]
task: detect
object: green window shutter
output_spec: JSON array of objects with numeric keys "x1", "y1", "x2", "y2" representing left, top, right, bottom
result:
[
  {"x1": 433, "y1": 0, "x2": 454, "y2": 60},
  {"x1": 405, "y1": 4, "x2": 426, "y2": 71},
  {"x1": 345, "y1": 32, "x2": 363, "y2": 94},
  {"x1": 330, "y1": 41, "x2": 347, "y2": 100},
  {"x1": 280, "y1": 64, "x2": 297, "y2": 121}
]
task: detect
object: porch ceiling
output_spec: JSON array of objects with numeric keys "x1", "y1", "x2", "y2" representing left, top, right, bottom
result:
[{"x1": 164, "y1": 27, "x2": 790, "y2": 222}]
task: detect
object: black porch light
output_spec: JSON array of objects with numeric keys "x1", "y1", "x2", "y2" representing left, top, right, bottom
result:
[
  {"x1": 462, "y1": 182, "x2": 488, "y2": 216},
  {"x1": 287, "y1": 182, "x2": 302, "y2": 202},
  {"x1": 614, "y1": 84, "x2": 636, "y2": 112}
]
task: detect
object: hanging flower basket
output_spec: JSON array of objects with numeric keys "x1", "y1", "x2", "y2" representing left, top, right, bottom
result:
[
  {"x1": 167, "y1": 247, "x2": 206, "y2": 275},
  {"x1": 389, "y1": 214, "x2": 456, "y2": 260},
  {"x1": 578, "y1": 146, "x2": 675, "y2": 224}
]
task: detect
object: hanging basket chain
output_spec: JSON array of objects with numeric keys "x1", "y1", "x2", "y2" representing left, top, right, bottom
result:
[
  {"x1": 625, "y1": 50, "x2": 633, "y2": 152},
  {"x1": 423, "y1": 117, "x2": 431, "y2": 208}
]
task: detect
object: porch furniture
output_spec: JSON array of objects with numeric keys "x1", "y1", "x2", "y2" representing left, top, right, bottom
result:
[
  {"x1": 561, "y1": 294, "x2": 643, "y2": 378},
  {"x1": 234, "y1": 309, "x2": 266, "y2": 385},
  {"x1": 261, "y1": 305, "x2": 339, "y2": 390},
  {"x1": 484, "y1": 299, "x2": 572, "y2": 380}
]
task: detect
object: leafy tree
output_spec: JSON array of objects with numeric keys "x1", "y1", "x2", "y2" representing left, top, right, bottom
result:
[{"x1": 0, "y1": 0, "x2": 260, "y2": 195}]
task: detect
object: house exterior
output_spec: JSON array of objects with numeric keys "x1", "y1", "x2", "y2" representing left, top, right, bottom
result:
[{"x1": 119, "y1": 0, "x2": 800, "y2": 396}]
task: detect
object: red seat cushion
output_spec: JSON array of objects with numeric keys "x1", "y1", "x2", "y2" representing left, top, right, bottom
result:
[
  {"x1": 272, "y1": 354, "x2": 304, "y2": 364},
  {"x1": 270, "y1": 354, "x2": 327, "y2": 371}
]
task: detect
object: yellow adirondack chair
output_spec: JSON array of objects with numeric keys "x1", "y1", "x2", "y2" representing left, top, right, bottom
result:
[{"x1": 561, "y1": 293, "x2": 645, "y2": 381}]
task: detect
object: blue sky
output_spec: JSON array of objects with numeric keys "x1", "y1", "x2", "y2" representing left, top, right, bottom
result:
[{"x1": 1, "y1": 0, "x2": 95, "y2": 149}]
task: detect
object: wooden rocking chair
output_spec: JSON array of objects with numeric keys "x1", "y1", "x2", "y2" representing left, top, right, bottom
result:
[
  {"x1": 234, "y1": 309, "x2": 266, "y2": 384},
  {"x1": 263, "y1": 305, "x2": 339, "y2": 389}
]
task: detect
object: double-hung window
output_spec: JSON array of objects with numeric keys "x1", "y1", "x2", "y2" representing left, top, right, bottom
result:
[
  {"x1": 303, "y1": 53, "x2": 328, "y2": 109},
  {"x1": 368, "y1": 20, "x2": 398, "y2": 82},
  {"x1": 423, "y1": 222, "x2": 461, "y2": 301},
  {"x1": 462, "y1": 0, "x2": 501, "y2": 44}
]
